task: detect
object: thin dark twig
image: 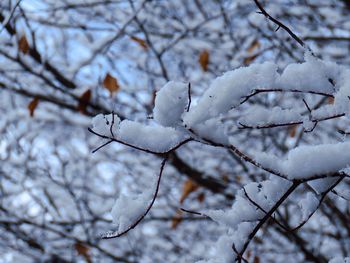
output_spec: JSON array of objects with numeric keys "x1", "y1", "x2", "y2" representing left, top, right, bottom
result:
[
  {"x1": 92, "y1": 140, "x2": 114, "y2": 153},
  {"x1": 290, "y1": 175, "x2": 345, "y2": 232},
  {"x1": 110, "y1": 111, "x2": 115, "y2": 138},
  {"x1": 232, "y1": 242, "x2": 249, "y2": 263},
  {"x1": 88, "y1": 127, "x2": 193, "y2": 155},
  {"x1": 243, "y1": 187, "x2": 290, "y2": 232},
  {"x1": 235, "y1": 182, "x2": 300, "y2": 260},
  {"x1": 302, "y1": 99, "x2": 312, "y2": 114},
  {"x1": 238, "y1": 113, "x2": 345, "y2": 130},
  {"x1": 240, "y1": 89, "x2": 333, "y2": 105},
  {"x1": 101, "y1": 158, "x2": 168, "y2": 239},
  {"x1": 180, "y1": 207, "x2": 207, "y2": 217},
  {"x1": 0, "y1": 0, "x2": 22, "y2": 34},
  {"x1": 253, "y1": 0, "x2": 306, "y2": 49},
  {"x1": 187, "y1": 82, "x2": 192, "y2": 112}
]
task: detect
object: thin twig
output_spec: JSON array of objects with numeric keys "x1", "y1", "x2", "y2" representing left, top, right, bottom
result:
[{"x1": 101, "y1": 158, "x2": 168, "y2": 239}]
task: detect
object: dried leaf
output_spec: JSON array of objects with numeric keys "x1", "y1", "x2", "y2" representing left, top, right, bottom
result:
[
  {"x1": 78, "y1": 89, "x2": 91, "y2": 115},
  {"x1": 130, "y1": 36, "x2": 148, "y2": 50},
  {"x1": 235, "y1": 175, "x2": 241, "y2": 183},
  {"x1": 199, "y1": 50, "x2": 209, "y2": 71},
  {"x1": 244, "y1": 39, "x2": 260, "y2": 65},
  {"x1": 103, "y1": 73, "x2": 120, "y2": 95},
  {"x1": 28, "y1": 97, "x2": 39, "y2": 117},
  {"x1": 327, "y1": 97, "x2": 335, "y2": 105},
  {"x1": 253, "y1": 256, "x2": 260, "y2": 263},
  {"x1": 19, "y1": 35, "x2": 30, "y2": 54},
  {"x1": 288, "y1": 124, "x2": 298, "y2": 138},
  {"x1": 246, "y1": 250, "x2": 252, "y2": 260},
  {"x1": 243, "y1": 54, "x2": 258, "y2": 65},
  {"x1": 180, "y1": 179, "x2": 199, "y2": 204},
  {"x1": 222, "y1": 174, "x2": 230, "y2": 183},
  {"x1": 197, "y1": 192, "x2": 205, "y2": 203},
  {"x1": 247, "y1": 39, "x2": 260, "y2": 54},
  {"x1": 75, "y1": 242, "x2": 91, "y2": 263},
  {"x1": 171, "y1": 210, "x2": 183, "y2": 229}
]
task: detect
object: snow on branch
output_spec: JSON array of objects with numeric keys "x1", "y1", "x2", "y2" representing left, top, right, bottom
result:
[{"x1": 90, "y1": 53, "x2": 350, "y2": 261}]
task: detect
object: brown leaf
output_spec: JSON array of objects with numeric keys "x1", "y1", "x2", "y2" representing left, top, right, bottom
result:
[
  {"x1": 171, "y1": 210, "x2": 183, "y2": 229},
  {"x1": 222, "y1": 174, "x2": 230, "y2": 183},
  {"x1": 197, "y1": 192, "x2": 205, "y2": 203},
  {"x1": 235, "y1": 175, "x2": 241, "y2": 183},
  {"x1": 75, "y1": 242, "x2": 91, "y2": 263},
  {"x1": 327, "y1": 97, "x2": 335, "y2": 104},
  {"x1": 199, "y1": 50, "x2": 209, "y2": 71},
  {"x1": 288, "y1": 124, "x2": 298, "y2": 138},
  {"x1": 28, "y1": 97, "x2": 39, "y2": 117},
  {"x1": 243, "y1": 54, "x2": 258, "y2": 65},
  {"x1": 180, "y1": 179, "x2": 199, "y2": 204},
  {"x1": 253, "y1": 256, "x2": 260, "y2": 263},
  {"x1": 130, "y1": 36, "x2": 148, "y2": 50},
  {"x1": 103, "y1": 73, "x2": 120, "y2": 95},
  {"x1": 247, "y1": 39, "x2": 260, "y2": 54},
  {"x1": 19, "y1": 35, "x2": 30, "y2": 54},
  {"x1": 78, "y1": 89, "x2": 91, "y2": 115},
  {"x1": 246, "y1": 250, "x2": 252, "y2": 260},
  {"x1": 244, "y1": 39, "x2": 260, "y2": 65}
]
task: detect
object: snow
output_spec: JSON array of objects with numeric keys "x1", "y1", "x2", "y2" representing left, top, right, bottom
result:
[
  {"x1": 256, "y1": 142, "x2": 350, "y2": 180},
  {"x1": 277, "y1": 52, "x2": 339, "y2": 94},
  {"x1": 329, "y1": 257, "x2": 350, "y2": 263},
  {"x1": 239, "y1": 106, "x2": 301, "y2": 127},
  {"x1": 207, "y1": 195, "x2": 263, "y2": 229},
  {"x1": 91, "y1": 113, "x2": 120, "y2": 136},
  {"x1": 183, "y1": 62, "x2": 278, "y2": 126},
  {"x1": 111, "y1": 190, "x2": 152, "y2": 233},
  {"x1": 153, "y1": 81, "x2": 188, "y2": 127},
  {"x1": 92, "y1": 113, "x2": 188, "y2": 153},
  {"x1": 118, "y1": 120, "x2": 188, "y2": 152},
  {"x1": 298, "y1": 192, "x2": 319, "y2": 221}
]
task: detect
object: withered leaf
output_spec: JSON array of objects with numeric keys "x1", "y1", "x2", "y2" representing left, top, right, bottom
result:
[
  {"x1": 28, "y1": 97, "x2": 39, "y2": 117},
  {"x1": 103, "y1": 73, "x2": 120, "y2": 95},
  {"x1": 171, "y1": 210, "x2": 183, "y2": 229},
  {"x1": 197, "y1": 192, "x2": 205, "y2": 203},
  {"x1": 130, "y1": 36, "x2": 148, "y2": 50},
  {"x1": 199, "y1": 50, "x2": 209, "y2": 71},
  {"x1": 78, "y1": 89, "x2": 91, "y2": 115},
  {"x1": 75, "y1": 242, "x2": 91, "y2": 263},
  {"x1": 19, "y1": 35, "x2": 30, "y2": 54},
  {"x1": 180, "y1": 179, "x2": 199, "y2": 204},
  {"x1": 288, "y1": 124, "x2": 298, "y2": 138},
  {"x1": 327, "y1": 97, "x2": 335, "y2": 105},
  {"x1": 247, "y1": 39, "x2": 260, "y2": 54}
]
